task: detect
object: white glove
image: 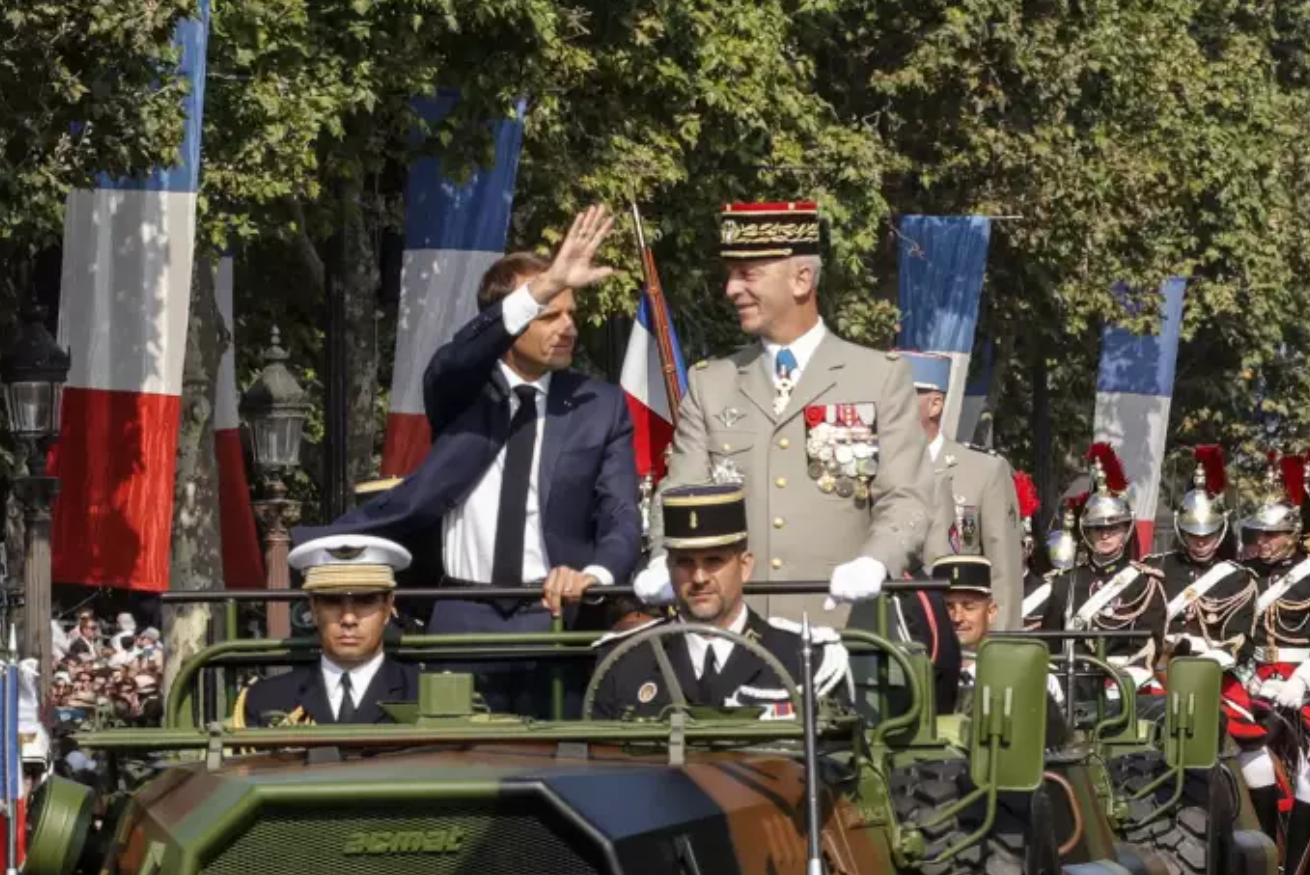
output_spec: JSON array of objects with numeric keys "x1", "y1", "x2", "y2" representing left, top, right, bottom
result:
[
  {"x1": 1275, "y1": 675, "x2": 1310, "y2": 709},
  {"x1": 1258, "y1": 678, "x2": 1286, "y2": 700},
  {"x1": 633, "y1": 554, "x2": 675, "y2": 605},
  {"x1": 824, "y1": 556, "x2": 887, "y2": 610},
  {"x1": 1196, "y1": 649, "x2": 1236, "y2": 671}
]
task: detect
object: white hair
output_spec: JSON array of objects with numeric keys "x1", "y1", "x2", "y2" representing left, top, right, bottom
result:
[{"x1": 794, "y1": 255, "x2": 823, "y2": 291}]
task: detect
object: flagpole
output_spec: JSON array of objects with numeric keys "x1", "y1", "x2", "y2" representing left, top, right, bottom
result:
[{"x1": 630, "y1": 203, "x2": 682, "y2": 429}]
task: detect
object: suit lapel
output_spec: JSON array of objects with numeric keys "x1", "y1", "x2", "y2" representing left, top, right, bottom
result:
[
  {"x1": 353, "y1": 659, "x2": 408, "y2": 724},
  {"x1": 776, "y1": 334, "x2": 844, "y2": 430},
  {"x1": 538, "y1": 372, "x2": 578, "y2": 513},
  {"x1": 301, "y1": 667, "x2": 336, "y2": 726},
  {"x1": 713, "y1": 611, "x2": 772, "y2": 700},
  {"x1": 736, "y1": 345, "x2": 778, "y2": 425}
]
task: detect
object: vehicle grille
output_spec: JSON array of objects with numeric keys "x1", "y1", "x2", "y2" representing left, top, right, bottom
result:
[{"x1": 201, "y1": 802, "x2": 602, "y2": 875}]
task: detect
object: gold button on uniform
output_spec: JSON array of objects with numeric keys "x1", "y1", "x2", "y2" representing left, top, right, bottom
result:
[
  {"x1": 773, "y1": 517, "x2": 785, "y2": 529},
  {"x1": 722, "y1": 443, "x2": 731, "y2": 452},
  {"x1": 778, "y1": 437, "x2": 790, "y2": 449},
  {"x1": 775, "y1": 477, "x2": 787, "y2": 488},
  {"x1": 771, "y1": 558, "x2": 783, "y2": 570}
]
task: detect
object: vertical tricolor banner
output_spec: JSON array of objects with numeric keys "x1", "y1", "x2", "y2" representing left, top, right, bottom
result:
[
  {"x1": 620, "y1": 294, "x2": 688, "y2": 478},
  {"x1": 897, "y1": 216, "x2": 993, "y2": 440},
  {"x1": 1092, "y1": 277, "x2": 1187, "y2": 552},
  {"x1": 51, "y1": 2, "x2": 209, "y2": 592},
  {"x1": 382, "y1": 93, "x2": 525, "y2": 476},
  {"x1": 214, "y1": 256, "x2": 264, "y2": 588},
  {"x1": 957, "y1": 339, "x2": 993, "y2": 445}
]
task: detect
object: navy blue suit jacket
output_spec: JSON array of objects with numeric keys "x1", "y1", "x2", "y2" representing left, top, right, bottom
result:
[{"x1": 293, "y1": 297, "x2": 642, "y2": 586}]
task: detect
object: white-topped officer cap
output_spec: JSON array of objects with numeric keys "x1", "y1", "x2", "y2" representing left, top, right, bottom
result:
[{"x1": 289, "y1": 535, "x2": 412, "y2": 594}]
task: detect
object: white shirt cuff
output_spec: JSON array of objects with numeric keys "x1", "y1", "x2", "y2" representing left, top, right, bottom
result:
[
  {"x1": 582, "y1": 565, "x2": 614, "y2": 586},
  {"x1": 501, "y1": 285, "x2": 545, "y2": 335}
]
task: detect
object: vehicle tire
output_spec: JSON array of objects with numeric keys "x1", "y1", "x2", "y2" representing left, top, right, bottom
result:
[
  {"x1": 1108, "y1": 751, "x2": 1237, "y2": 875},
  {"x1": 892, "y1": 759, "x2": 1059, "y2": 875}
]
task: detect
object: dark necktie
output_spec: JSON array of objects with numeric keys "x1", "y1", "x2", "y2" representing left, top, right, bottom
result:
[
  {"x1": 698, "y1": 646, "x2": 720, "y2": 703},
  {"x1": 492, "y1": 384, "x2": 540, "y2": 585},
  {"x1": 337, "y1": 672, "x2": 356, "y2": 723}
]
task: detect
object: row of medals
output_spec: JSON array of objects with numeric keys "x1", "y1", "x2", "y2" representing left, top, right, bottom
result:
[{"x1": 806, "y1": 421, "x2": 879, "y2": 500}]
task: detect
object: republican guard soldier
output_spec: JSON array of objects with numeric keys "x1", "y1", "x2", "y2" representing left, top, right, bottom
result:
[
  {"x1": 639, "y1": 200, "x2": 933, "y2": 622},
  {"x1": 591, "y1": 484, "x2": 851, "y2": 719},
  {"x1": 904, "y1": 351, "x2": 1025, "y2": 630},
  {"x1": 236, "y1": 535, "x2": 419, "y2": 728},
  {"x1": 1013, "y1": 470, "x2": 1050, "y2": 629},
  {"x1": 1230, "y1": 452, "x2": 1310, "y2": 847},
  {"x1": 1041, "y1": 444, "x2": 1167, "y2": 688}
]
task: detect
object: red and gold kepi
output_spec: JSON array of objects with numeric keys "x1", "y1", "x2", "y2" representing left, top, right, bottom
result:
[{"x1": 719, "y1": 201, "x2": 821, "y2": 260}]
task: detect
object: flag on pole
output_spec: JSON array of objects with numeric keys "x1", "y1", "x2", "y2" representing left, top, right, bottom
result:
[
  {"x1": 214, "y1": 256, "x2": 264, "y2": 588},
  {"x1": 381, "y1": 93, "x2": 525, "y2": 476},
  {"x1": 50, "y1": 3, "x2": 210, "y2": 592},
  {"x1": 897, "y1": 216, "x2": 993, "y2": 440},
  {"x1": 619, "y1": 294, "x2": 688, "y2": 479},
  {"x1": 957, "y1": 339, "x2": 993, "y2": 445},
  {"x1": 1092, "y1": 277, "x2": 1187, "y2": 551}
]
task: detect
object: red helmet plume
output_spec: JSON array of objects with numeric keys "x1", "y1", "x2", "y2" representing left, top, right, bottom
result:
[
  {"x1": 1085, "y1": 442, "x2": 1128, "y2": 493},
  {"x1": 1013, "y1": 471, "x2": 1040, "y2": 520},
  {"x1": 1065, "y1": 492, "x2": 1089, "y2": 512},
  {"x1": 1193, "y1": 445, "x2": 1226, "y2": 496},
  {"x1": 1282, "y1": 452, "x2": 1307, "y2": 506}
]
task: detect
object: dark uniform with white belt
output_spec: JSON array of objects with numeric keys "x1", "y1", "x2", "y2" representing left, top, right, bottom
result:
[{"x1": 592, "y1": 484, "x2": 851, "y2": 720}]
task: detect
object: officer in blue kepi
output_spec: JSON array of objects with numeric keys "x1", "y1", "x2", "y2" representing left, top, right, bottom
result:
[{"x1": 590, "y1": 483, "x2": 851, "y2": 720}]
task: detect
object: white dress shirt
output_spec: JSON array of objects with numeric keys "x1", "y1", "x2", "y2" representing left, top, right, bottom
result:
[
  {"x1": 441, "y1": 286, "x2": 613, "y2": 586},
  {"x1": 321, "y1": 651, "x2": 384, "y2": 718},
  {"x1": 685, "y1": 605, "x2": 750, "y2": 679},
  {"x1": 928, "y1": 433, "x2": 945, "y2": 463},
  {"x1": 762, "y1": 318, "x2": 828, "y2": 388}
]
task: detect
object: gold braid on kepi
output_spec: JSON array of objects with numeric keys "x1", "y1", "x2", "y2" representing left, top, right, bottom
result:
[{"x1": 302, "y1": 564, "x2": 396, "y2": 593}]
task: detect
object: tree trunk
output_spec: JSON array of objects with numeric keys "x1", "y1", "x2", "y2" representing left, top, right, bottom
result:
[
  {"x1": 1031, "y1": 350, "x2": 1055, "y2": 537},
  {"x1": 339, "y1": 179, "x2": 381, "y2": 497},
  {"x1": 163, "y1": 254, "x2": 227, "y2": 699}
]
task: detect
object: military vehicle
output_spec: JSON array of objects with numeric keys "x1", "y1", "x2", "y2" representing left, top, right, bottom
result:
[{"x1": 18, "y1": 586, "x2": 1232, "y2": 875}]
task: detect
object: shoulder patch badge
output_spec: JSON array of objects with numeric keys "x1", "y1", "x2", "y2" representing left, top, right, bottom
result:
[{"x1": 638, "y1": 681, "x2": 659, "y2": 703}]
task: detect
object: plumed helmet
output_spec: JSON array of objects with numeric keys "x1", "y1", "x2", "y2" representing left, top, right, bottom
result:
[
  {"x1": 1047, "y1": 503, "x2": 1081, "y2": 570},
  {"x1": 1079, "y1": 443, "x2": 1132, "y2": 536},
  {"x1": 1244, "y1": 452, "x2": 1304, "y2": 535},
  {"x1": 1175, "y1": 445, "x2": 1228, "y2": 539}
]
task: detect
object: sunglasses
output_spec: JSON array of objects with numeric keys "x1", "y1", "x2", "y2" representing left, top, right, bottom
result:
[{"x1": 313, "y1": 592, "x2": 387, "y2": 610}]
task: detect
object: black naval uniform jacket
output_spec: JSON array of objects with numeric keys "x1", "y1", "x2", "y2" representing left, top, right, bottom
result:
[
  {"x1": 240, "y1": 657, "x2": 419, "y2": 727},
  {"x1": 1147, "y1": 549, "x2": 1257, "y2": 660},
  {"x1": 590, "y1": 610, "x2": 812, "y2": 720},
  {"x1": 1246, "y1": 550, "x2": 1310, "y2": 658},
  {"x1": 1041, "y1": 553, "x2": 1167, "y2": 663}
]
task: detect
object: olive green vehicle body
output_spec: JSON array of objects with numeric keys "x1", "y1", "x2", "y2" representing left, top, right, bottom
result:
[{"x1": 29, "y1": 621, "x2": 1239, "y2": 875}]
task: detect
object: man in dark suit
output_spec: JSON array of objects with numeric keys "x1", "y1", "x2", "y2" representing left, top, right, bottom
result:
[
  {"x1": 236, "y1": 535, "x2": 418, "y2": 728},
  {"x1": 293, "y1": 205, "x2": 641, "y2": 714},
  {"x1": 591, "y1": 484, "x2": 851, "y2": 720}
]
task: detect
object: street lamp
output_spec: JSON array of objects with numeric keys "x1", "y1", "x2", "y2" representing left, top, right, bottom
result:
[
  {"x1": 0, "y1": 303, "x2": 70, "y2": 699},
  {"x1": 240, "y1": 328, "x2": 308, "y2": 639}
]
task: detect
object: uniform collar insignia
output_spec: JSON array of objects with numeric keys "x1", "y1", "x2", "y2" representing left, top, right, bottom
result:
[{"x1": 715, "y1": 407, "x2": 745, "y2": 428}]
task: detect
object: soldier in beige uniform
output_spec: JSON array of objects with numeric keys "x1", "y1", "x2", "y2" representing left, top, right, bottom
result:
[
  {"x1": 899, "y1": 352, "x2": 1025, "y2": 630},
  {"x1": 637, "y1": 200, "x2": 933, "y2": 621}
]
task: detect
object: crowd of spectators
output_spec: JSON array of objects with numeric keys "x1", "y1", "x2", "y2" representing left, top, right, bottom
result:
[{"x1": 49, "y1": 609, "x2": 165, "y2": 728}]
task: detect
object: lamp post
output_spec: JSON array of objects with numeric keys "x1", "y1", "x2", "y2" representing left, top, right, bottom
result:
[
  {"x1": 0, "y1": 304, "x2": 70, "y2": 700},
  {"x1": 240, "y1": 328, "x2": 309, "y2": 639}
]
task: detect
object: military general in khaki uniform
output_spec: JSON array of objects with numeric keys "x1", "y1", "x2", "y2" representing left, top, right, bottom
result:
[
  {"x1": 638, "y1": 200, "x2": 934, "y2": 621},
  {"x1": 900, "y1": 352, "x2": 1024, "y2": 630}
]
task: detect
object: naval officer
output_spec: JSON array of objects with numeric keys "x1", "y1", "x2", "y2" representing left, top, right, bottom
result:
[
  {"x1": 236, "y1": 535, "x2": 419, "y2": 728},
  {"x1": 638, "y1": 200, "x2": 933, "y2": 622},
  {"x1": 901, "y1": 351, "x2": 1024, "y2": 630}
]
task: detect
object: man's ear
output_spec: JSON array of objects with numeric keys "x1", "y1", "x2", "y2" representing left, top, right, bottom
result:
[
  {"x1": 790, "y1": 262, "x2": 814, "y2": 301},
  {"x1": 740, "y1": 550, "x2": 755, "y2": 583},
  {"x1": 929, "y1": 392, "x2": 946, "y2": 419},
  {"x1": 986, "y1": 600, "x2": 998, "y2": 626}
]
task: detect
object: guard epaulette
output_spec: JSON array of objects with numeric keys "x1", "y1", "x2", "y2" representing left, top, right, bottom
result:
[
  {"x1": 1140, "y1": 551, "x2": 1170, "y2": 563},
  {"x1": 1131, "y1": 561, "x2": 1165, "y2": 578},
  {"x1": 591, "y1": 615, "x2": 668, "y2": 649}
]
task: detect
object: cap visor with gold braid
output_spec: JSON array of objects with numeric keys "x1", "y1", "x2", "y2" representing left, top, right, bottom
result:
[
  {"x1": 663, "y1": 483, "x2": 749, "y2": 549},
  {"x1": 720, "y1": 201, "x2": 821, "y2": 260},
  {"x1": 288, "y1": 535, "x2": 411, "y2": 594}
]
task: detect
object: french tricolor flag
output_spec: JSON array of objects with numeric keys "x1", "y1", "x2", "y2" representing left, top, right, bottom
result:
[
  {"x1": 1092, "y1": 277, "x2": 1187, "y2": 552},
  {"x1": 620, "y1": 293, "x2": 687, "y2": 479},
  {"x1": 381, "y1": 93, "x2": 524, "y2": 476},
  {"x1": 214, "y1": 256, "x2": 264, "y2": 588},
  {"x1": 50, "y1": 3, "x2": 210, "y2": 592}
]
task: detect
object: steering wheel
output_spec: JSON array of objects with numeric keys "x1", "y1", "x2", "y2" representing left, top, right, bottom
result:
[{"x1": 582, "y1": 621, "x2": 803, "y2": 720}]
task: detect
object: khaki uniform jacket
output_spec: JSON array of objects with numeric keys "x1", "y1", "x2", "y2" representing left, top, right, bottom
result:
[
  {"x1": 922, "y1": 439, "x2": 1024, "y2": 630},
  {"x1": 652, "y1": 333, "x2": 933, "y2": 622}
]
